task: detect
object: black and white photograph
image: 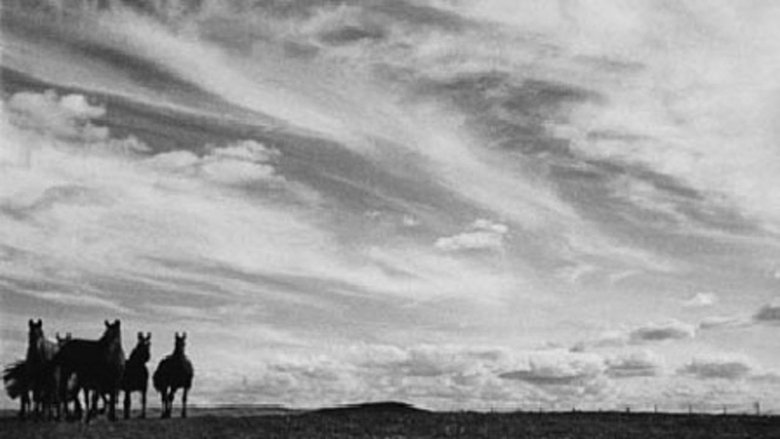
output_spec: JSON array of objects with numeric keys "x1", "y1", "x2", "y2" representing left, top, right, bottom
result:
[{"x1": 1, "y1": 1, "x2": 779, "y2": 437}]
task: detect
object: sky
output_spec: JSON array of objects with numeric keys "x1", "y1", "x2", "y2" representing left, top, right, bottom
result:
[{"x1": 1, "y1": 0, "x2": 779, "y2": 412}]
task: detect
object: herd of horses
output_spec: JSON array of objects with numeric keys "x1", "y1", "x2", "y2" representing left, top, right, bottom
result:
[{"x1": 2, "y1": 319, "x2": 194, "y2": 422}]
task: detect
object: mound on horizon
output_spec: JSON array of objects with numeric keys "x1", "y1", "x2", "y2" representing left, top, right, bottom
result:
[{"x1": 312, "y1": 401, "x2": 428, "y2": 415}]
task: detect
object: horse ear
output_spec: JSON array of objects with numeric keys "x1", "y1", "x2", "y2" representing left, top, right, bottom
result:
[
  {"x1": 29, "y1": 319, "x2": 34, "y2": 327},
  {"x1": 114, "y1": 319, "x2": 120, "y2": 327},
  {"x1": 146, "y1": 332, "x2": 152, "y2": 341},
  {"x1": 182, "y1": 332, "x2": 187, "y2": 340},
  {"x1": 105, "y1": 320, "x2": 110, "y2": 327},
  {"x1": 37, "y1": 319, "x2": 42, "y2": 326}
]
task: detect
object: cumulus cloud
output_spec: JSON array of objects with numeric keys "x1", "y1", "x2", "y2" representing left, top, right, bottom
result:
[
  {"x1": 629, "y1": 320, "x2": 696, "y2": 343},
  {"x1": 679, "y1": 356, "x2": 753, "y2": 380},
  {"x1": 499, "y1": 351, "x2": 605, "y2": 386},
  {"x1": 605, "y1": 351, "x2": 664, "y2": 378},
  {"x1": 7, "y1": 90, "x2": 109, "y2": 142},
  {"x1": 683, "y1": 292, "x2": 718, "y2": 308},
  {"x1": 435, "y1": 219, "x2": 508, "y2": 252},
  {"x1": 149, "y1": 139, "x2": 284, "y2": 186}
]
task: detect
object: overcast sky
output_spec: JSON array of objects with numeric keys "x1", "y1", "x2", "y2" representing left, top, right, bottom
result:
[{"x1": 1, "y1": 0, "x2": 779, "y2": 412}]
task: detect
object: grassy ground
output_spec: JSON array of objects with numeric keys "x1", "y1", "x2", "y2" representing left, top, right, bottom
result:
[{"x1": 1, "y1": 408, "x2": 779, "y2": 439}]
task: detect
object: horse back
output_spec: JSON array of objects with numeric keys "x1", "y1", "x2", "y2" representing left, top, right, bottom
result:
[
  {"x1": 55, "y1": 339, "x2": 125, "y2": 388},
  {"x1": 153, "y1": 355, "x2": 193, "y2": 391}
]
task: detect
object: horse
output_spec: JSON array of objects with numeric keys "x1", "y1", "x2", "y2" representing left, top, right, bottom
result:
[
  {"x1": 53, "y1": 320, "x2": 125, "y2": 422},
  {"x1": 153, "y1": 332, "x2": 193, "y2": 418},
  {"x1": 3, "y1": 360, "x2": 31, "y2": 419},
  {"x1": 53, "y1": 332, "x2": 92, "y2": 420},
  {"x1": 122, "y1": 332, "x2": 151, "y2": 419},
  {"x1": 26, "y1": 319, "x2": 59, "y2": 419}
]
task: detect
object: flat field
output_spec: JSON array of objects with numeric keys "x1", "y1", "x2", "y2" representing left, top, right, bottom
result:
[{"x1": 1, "y1": 405, "x2": 779, "y2": 439}]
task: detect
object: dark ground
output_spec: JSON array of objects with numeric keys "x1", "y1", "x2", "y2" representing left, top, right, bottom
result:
[{"x1": 1, "y1": 403, "x2": 779, "y2": 439}]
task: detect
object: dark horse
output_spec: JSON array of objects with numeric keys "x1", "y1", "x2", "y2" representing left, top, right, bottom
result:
[
  {"x1": 53, "y1": 333, "x2": 87, "y2": 420},
  {"x1": 26, "y1": 319, "x2": 59, "y2": 418},
  {"x1": 53, "y1": 320, "x2": 125, "y2": 422},
  {"x1": 3, "y1": 360, "x2": 30, "y2": 419},
  {"x1": 122, "y1": 332, "x2": 151, "y2": 419},
  {"x1": 3, "y1": 333, "x2": 79, "y2": 420},
  {"x1": 153, "y1": 332, "x2": 193, "y2": 418}
]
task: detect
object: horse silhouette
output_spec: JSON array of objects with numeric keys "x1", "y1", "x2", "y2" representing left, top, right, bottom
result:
[
  {"x1": 53, "y1": 320, "x2": 125, "y2": 422},
  {"x1": 53, "y1": 332, "x2": 89, "y2": 420},
  {"x1": 122, "y1": 332, "x2": 151, "y2": 419},
  {"x1": 3, "y1": 360, "x2": 31, "y2": 419},
  {"x1": 153, "y1": 332, "x2": 193, "y2": 418},
  {"x1": 26, "y1": 319, "x2": 59, "y2": 418}
]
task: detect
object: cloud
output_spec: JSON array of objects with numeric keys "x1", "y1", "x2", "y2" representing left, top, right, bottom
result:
[
  {"x1": 6, "y1": 288, "x2": 133, "y2": 314},
  {"x1": 629, "y1": 320, "x2": 696, "y2": 343},
  {"x1": 683, "y1": 292, "x2": 718, "y2": 308},
  {"x1": 499, "y1": 351, "x2": 605, "y2": 386},
  {"x1": 605, "y1": 351, "x2": 664, "y2": 378},
  {"x1": 698, "y1": 315, "x2": 751, "y2": 330},
  {"x1": 7, "y1": 90, "x2": 109, "y2": 142},
  {"x1": 753, "y1": 302, "x2": 780, "y2": 323},
  {"x1": 679, "y1": 356, "x2": 753, "y2": 380},
  {"x1": 435, "y1": 219, "x2": 508, "y2": 252},
  {"x1": 149, "y1": 139, "x2": 285, "y2": 186}
]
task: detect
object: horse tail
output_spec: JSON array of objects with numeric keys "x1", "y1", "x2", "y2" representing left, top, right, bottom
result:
[{"x1": 3, "y1": 361, "x2": 28, "y2": 400}]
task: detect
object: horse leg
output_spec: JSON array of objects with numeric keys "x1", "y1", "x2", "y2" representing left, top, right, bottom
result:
[
  {"x1": 19, "y1": 391, "x2": 29, "y2": 419},
  {"x1": 32, "y1": 386, "x2": 40, "y2": 419},
  {"x1": 181, "y1": 387, "x2": 188, "y2": 418},
  {"x1": 160, "y1": 389, "x2": 167, "y2": 418},
  {"x1": 124, "y1": 389, "x2": 130, "y2": 420},
  {"x1": 73, "y1": 390, "x2": 83, "y2": 421},
  {"x1": 87, "y1": 388, "x2": 99, "y2": 423},
  {"x1": 81, "y1": 387, "x2": 91, "y2": 421},
  {"x1": 141, "y1": 388, "x2": 146, "y2": 419},
  {"x1": 108, "y1": 389, "x2": 117, "y2": 421},
  {"x1": 167, "y1": 389, "x2": 174, "y2": 418}
]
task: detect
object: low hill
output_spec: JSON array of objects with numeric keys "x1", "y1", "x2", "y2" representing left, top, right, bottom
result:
[{"x1": 311, "y1": 401, "x2": 429, "y2": 415}]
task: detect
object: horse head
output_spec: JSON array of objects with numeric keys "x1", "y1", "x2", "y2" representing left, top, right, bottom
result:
[
  {"x1": 102, "y1": 319, "x2": 123, "y2": 347},
  {"x1": 55, "y1": 332, "x2": 72, "y2": 347},
  {"x1": 28, "y1": 319, "x2": 43, "y2": 347},
  {"x1": 133, "y1": 332, "x2": 152, "y2": 364},
  {"x1": 174, "y1": 332, "x2": 187, "y2": 356}
]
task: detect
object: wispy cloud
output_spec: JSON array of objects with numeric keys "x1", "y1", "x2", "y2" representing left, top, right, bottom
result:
[
  {"x1": 683, "y1": 292, "x2": 718, "y2": 308},
  {"x1": 435, "y1": 219, "x2": 508, "y2": 253}
]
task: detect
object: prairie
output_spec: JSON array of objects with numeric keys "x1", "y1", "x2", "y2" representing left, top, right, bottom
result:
[{"x1": 1, "y1": 403, "x2": 778, "y2": 439}]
